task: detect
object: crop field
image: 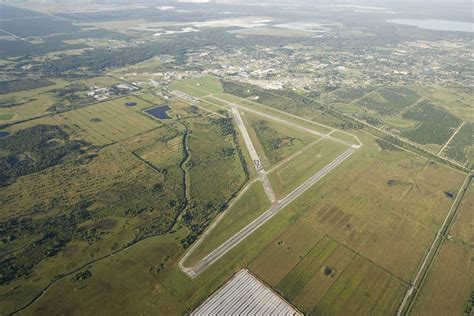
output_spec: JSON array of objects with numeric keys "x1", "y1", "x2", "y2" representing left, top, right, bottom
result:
[
  {"x1": 450, "y1": 184, "x2": 474, "y2": 246},
  {"x1": 411, "y1": 241, "x2": 473, "y2": 316},
  {"x1": 324, "y1": 86, "x2": 377, "y2": 104},
  {"x1": 424, "y1": 86, "x2": 474, "y2": 122},
  {"x1": 356, "y1": 86, "x2": 420, "y2": 116},
  {"x1": 310, "y1": 256, "x2": 407, "y2": 315},
  {"x1": 244, "y1": 111, "x2": 317, "y2": 165},
  {"x1": 13, "y1": 129, "x2": 469, "y2": 316},
  {"x1": 168, "y1": 76, "x2": 223, "y2": 98},
  {"x1": 185, "y1": 181, "x2": 270, "y2": 266},
  {"x1": 401, "y1": 100, "x2": 462, "y2": 146},
  {"x1": 249, "y1": 220, "x2": 324, "y2": 287},
  {"x1": 443, "y1": 122, "x2": 474, "y2": 166},
  {"x1": 53, "y1": 96, "x2": 158, "y2": 146},
  {"x1": 263, "y1": 234, "x2": 407, "y2": 315},
  {"x1": 268, "y1": 139, "x2": 347, "y2": 198}
]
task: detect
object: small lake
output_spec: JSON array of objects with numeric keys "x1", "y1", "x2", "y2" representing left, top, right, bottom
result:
[
  {"x1": 144, "y1": 105, "x2": 171, "y2": 119},
  {"x1": 387, "y1": 19, "x2": 473, "y2": 33},
  {"x1": 0, "y1": 131, "x2": 10, "y2": 138}
]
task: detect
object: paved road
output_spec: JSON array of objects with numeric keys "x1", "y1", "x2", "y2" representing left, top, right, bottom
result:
[
  {"x1": 232, "y1": 107, "x2": 276, "y2": 203},
  {"x1": 183, "y1": 146, "x2": 356, "y2": 277}
]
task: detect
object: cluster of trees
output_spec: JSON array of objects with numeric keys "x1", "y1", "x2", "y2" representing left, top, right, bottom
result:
[
  {"x1": 0, "y1": 202, "x2": 93, "y2": 285},
  {"x1": 401, "y1": 101, "x2": 461, "y2": 145},
  {"x1": 0, "y1": 78, "x2": 55, "y2": 94},
  {"x1": 222, "y1": 80, "x2": 322, "y2": 114},
  {"x1": 0, "y1": 125, "x2": 91, "y2": 186},
  {"x1": 38, "y1": 29, "x2": 310, "y2": 76}
]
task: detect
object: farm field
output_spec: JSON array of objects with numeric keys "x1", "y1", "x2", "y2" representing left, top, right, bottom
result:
[
  {"x1": 10, "y1": 129, "x2": 469, "y2": 316},
  {"x1": 450, "y1": 183, "x2": 474, "y2": 247},
  {"x1": 410, "y1": 240, "x2": 473, "y2": 316},
  {"x1": 2, "y1": 0, "x2": 473, "y2": 314},
  {"x1": 443, "y1": 122, "x2": 474, "y2": 167}
]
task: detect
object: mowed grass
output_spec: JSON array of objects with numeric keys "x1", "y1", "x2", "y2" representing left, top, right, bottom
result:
[
  {"x1": 53, "y1": 96, "x2": 158, "y2": 146},
  {"x1": 168, "y1": 76, "x2": 223, "y2": 98},
  {"x1": 184, "y1": 180, "x2": 271, "y2": 266},
  {"x1": 411, "y1": 241, "x2": 474, "y2": 316},
  {"x1": 0, "y1": 113, "x2": 15, "y2": 121},
  {"x1": 382, "y1": 115, "x2": 418, "y2": 129},
  {"x1": 268, "y1": 139, "x2": 347, "y2": 198},
  {"x1": 211, "y1": 93, "x2": 333, "y2": 134},
  {"x1": 244, "y1": 111, "x2": 318, "y2": 165}
]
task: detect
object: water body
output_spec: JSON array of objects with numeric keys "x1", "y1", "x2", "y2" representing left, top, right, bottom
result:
[
  {"x1": 387, "y1": 19, "x2": 473, "y2": 33},
  {"x1": 0, "y1": 131, "x2": 10, "y2": 138},
  {"x1": 144, "y1": 105, "x2": 171, "y2": 119}
]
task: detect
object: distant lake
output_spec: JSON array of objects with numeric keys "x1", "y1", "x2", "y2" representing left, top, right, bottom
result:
[
  {"x1": 387, "y1": 19, "x2": 473, "y2": 33},
  {"x1": 144, "y1": 105, "x2": 171, "y2": 120},
  {"x1": 0, "y1": 131, "x2": 10, "y2": 138}
]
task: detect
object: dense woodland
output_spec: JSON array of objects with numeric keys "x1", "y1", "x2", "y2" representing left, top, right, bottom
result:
[{"x1": 0, "y1": 125, "x2": 91, "y2": 186}]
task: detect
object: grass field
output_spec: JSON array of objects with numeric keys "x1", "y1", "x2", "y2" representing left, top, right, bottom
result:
[
  {"x1": 249, "y1": 220, "x2": 324, "y2": 287},
  {"x1": 0, "y1": 123, "x2": 188, "y2": 313},
  {"x1": 0, "y1": 113, "x2": 15, "y2": 121},
  {"x1": 443, "y1": 122, "x2": 474, "y2": 166},
  {"x1": 15, "y1": 131, "x2": 467, "y2": 315},
  {"x1": 244, "y1": 111, "x2": 317, "y2": 165},
  {"x1": 411, "y1": 241, "x2": 473, "y2": 316},
  {"x1": 0, "y1": 79, "x2": 69, "y2": 121},
  {"x1": 268, "y1": 139, "x2": 347, "y2": 198},
  {"x1": 53, "y1": 96, "x2": 158, "y2": 146},
  {"x1": 168, "y1": 76, "x2": 223, "y2": 98},
  {"x1": 184, "y1": 180, "x2": 270, "y2": 266},
  {"x1": 382, "y1": 115, "x2": 418, "y2": 129}
]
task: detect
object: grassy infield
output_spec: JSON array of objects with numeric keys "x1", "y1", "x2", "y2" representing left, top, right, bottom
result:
[{"x1": 3, "y1": 76, "x2": 472, "y2": 315}]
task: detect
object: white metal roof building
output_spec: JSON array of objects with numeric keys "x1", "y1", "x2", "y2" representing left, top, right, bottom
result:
[{"x1": 191, "y1": 269, "x2": 302, "y2": 316}]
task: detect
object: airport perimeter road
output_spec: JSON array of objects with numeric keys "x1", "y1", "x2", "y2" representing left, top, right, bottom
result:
[
  {"x1": 210, "y1": 96, "x2": 357, "y2": 147},
  {"x1": 231, "y1": 107, "x2": 276, "y2": 203},
  {"x1": 183, "y1": 146, "x2": 356, "y2": 277}
]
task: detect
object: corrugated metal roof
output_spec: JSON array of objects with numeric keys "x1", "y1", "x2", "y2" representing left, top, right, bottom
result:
[{"x1": 191, "y1": 269, "x2": 303, "y2": 316}]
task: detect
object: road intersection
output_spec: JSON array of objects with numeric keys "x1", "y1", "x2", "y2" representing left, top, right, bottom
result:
[{"x1": 179, "y1": 94, "x2": 360, "y2": 278}]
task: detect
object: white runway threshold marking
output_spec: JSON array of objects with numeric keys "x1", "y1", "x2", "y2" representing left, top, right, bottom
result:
[{"x1": 191, "y1": 269, "x2": 302, "y2": 316}]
